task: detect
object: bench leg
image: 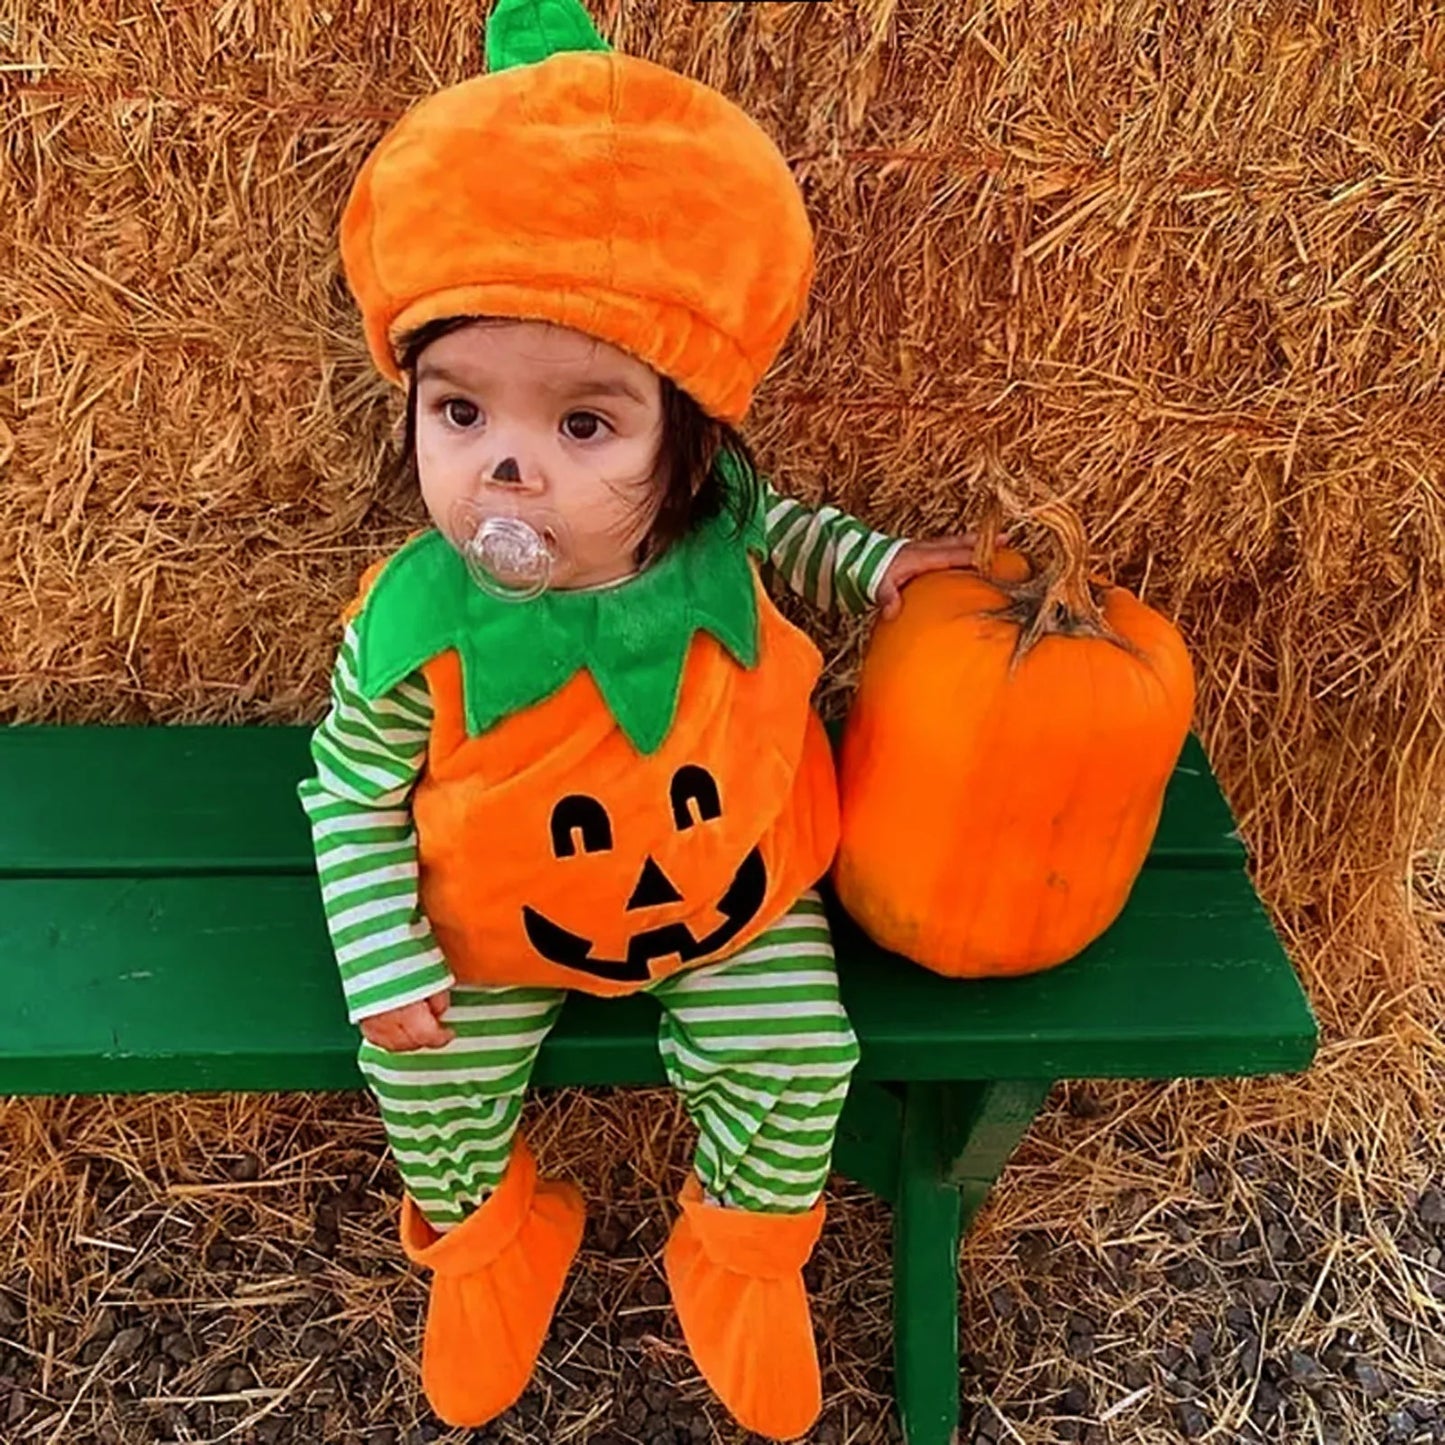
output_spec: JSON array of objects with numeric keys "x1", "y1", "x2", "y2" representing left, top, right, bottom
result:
[
  {"x1": 893, "y1": 1080, "x2": 1053, "y2": 1445},
  {"x1": 895, "y1": 1083, "x2": 964, "y2": 1445}
]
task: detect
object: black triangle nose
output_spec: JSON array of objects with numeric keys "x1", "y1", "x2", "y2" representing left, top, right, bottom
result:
[{"x1": 627, "y1": 856, "x2": 683, "y2": 911}]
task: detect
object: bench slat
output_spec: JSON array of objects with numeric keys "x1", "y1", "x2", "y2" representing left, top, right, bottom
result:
[
  {"x1": 0, "y1": 726, "x2": 1245, "y2": 876},
  {"x1": 0, "y1": 868, "x2": 1313, "y2": 1098},
  {"x1": 0, "y1": 727, "x2": 312, "y2": 877}
]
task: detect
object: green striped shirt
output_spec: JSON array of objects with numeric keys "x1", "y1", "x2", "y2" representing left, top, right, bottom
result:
[{"x1": 300, "y1": 482, "x2": 906, "y2": 1022}]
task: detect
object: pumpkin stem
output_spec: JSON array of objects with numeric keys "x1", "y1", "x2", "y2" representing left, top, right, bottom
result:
[
  {"x1": 1030, "y1": 498, "x2": 1107, "y2": 630},
  {"x1": 985, "y1": 489, "x2": 1119, "y2": 664}
]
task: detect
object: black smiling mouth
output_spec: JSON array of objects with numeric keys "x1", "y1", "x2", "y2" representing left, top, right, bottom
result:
[{"x1": 522, "y1": 848, "x2": 767, "y2": 983}]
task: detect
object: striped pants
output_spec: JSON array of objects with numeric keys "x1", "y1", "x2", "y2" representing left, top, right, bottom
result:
[{"x1": 358, "y1": 891, "x2": 860, "y2": 1229}]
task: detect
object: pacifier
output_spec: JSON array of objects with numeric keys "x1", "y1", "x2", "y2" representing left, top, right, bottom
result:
[{"x1": 449, "y1": 495, "x2": 571, "y2": 602}]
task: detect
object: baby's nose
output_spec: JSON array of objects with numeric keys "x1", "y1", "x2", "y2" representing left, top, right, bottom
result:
[{"x1": 484, "y1": 455, "x2": 545, "y2": 493}]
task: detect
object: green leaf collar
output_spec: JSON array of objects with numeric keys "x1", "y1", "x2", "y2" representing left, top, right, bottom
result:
[{"x1": 354, "y1": 499, "x2": 766, "y2": 756}]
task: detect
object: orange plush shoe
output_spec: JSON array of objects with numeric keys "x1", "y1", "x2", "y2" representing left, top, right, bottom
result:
[
  {"x1": 399, "y1": 1135, "x2": 584, "y2": 1428},
  {"x1": 663, "y1": 1174, "x2": 826, "y2": 1441}
]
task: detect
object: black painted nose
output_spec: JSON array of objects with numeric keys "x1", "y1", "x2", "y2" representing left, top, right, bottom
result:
[
  {"x1": 492, "y1": 457, "x2": 521, "y2": 483},
  {"x1": 627, "y1": 856, "x2": 683, "y2": 911}
]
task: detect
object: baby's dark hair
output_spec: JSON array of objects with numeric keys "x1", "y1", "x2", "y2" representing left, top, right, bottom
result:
[{"x1": 389, "y1": 316, "x2": 760, "y2": 563}]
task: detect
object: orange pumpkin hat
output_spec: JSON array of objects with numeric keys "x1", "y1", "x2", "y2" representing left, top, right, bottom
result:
[{"x1": 340, "y1": 0, "x2": 814, "y2": 424}]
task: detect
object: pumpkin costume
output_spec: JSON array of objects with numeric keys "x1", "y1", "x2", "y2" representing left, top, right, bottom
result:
[
  {"x1": 355, "y1": 502, "x2": 840, "y2": 996},
  {"x1": 299, "y1": 0, "x2": 908, "y2": 1437}
]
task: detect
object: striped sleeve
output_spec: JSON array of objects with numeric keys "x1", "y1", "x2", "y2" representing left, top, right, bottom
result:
[
  {"x1": 297, "y1": 623, "x2": 454, "y2": 1024},
  {"x1": 759, "y1": 479, "x2": 909, "y2": 615}
]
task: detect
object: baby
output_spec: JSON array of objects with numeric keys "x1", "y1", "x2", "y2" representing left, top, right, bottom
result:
[{"x1": 299, "y1": 0, "x2": 974, "y2": 1438}]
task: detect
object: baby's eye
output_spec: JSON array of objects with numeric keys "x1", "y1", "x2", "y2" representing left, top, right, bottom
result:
[
  {"x1": 562, "y1": 411, "x2": 609, "y2": 442},
  {"x1": 441, "y1": 398, "x2": 480, "y2": 429}
]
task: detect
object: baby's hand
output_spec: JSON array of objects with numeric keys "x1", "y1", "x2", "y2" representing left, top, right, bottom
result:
[
  {"x1": 359, "y1": 990, "x2": 455, "y2": 1051},
  {"x1": 876, "y1": 534, "x2": 980, "y2": 620}
]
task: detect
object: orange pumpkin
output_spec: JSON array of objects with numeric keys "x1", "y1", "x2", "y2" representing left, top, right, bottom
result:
[
  {"x1": 834, "y1": 501, "x2": 1195, "y2": 977},
  {"x1": 411, "y1": 577, "x2": 839, "y2": 997}
]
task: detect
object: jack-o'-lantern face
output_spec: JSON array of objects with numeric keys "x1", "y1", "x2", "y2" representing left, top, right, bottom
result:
[{"x1": 522, "y1": 764, "x2": 768, "y2": 983}]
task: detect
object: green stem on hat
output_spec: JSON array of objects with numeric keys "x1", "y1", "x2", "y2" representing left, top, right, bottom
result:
[{"x1": 485, "y1": 0, "x2": 612, "y2": 72}]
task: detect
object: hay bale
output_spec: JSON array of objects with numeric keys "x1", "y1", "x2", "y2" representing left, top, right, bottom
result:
[{"x1": 7, "y1": 0, "x2": 1440, "y2": 981}]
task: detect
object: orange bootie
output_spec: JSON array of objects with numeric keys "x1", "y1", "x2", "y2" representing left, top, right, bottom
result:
[
  {"x1": 663, "y1": 1175, "x2": 826, "y2": 1441},
  {"x1": 399, "y1": 1135, "x2": 585, "y2": 1428}
]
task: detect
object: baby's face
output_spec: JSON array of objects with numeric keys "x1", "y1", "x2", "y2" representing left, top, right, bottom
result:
[{"x1": 412, "y1": 319, "x2": 665, "y2": 589}]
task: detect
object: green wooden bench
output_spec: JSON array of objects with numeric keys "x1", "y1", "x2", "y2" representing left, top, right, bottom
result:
[{"x1": 0, "y1": 725, "x2": 1316, "y2": 1445}]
